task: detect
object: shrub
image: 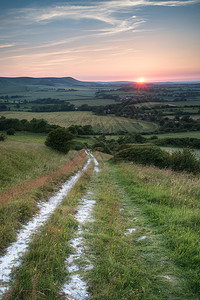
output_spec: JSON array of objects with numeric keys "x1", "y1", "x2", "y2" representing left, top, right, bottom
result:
[
  {"x1": 118, "y1": 133, "x2": 147, "y2": 144},
  {"x1": 154, "y1": 137, "x2": 200, "y2": 149},
  {"x1": 70, "y1": 141, "x2": 86, "y2": 151},
  {"x1": 0, "y1": 133, "x2": 6, "y2": 141},
  {"x1": 45, "y1": 128, "x2": 74, "y2": 153},
  {"x1": 6, "y1": 128, "x2": 16, "y2": 135},
  {"x1": 170, "y1": 148, "x2": 200, "y2": 174},
  {"x1": 114, "y1": 145, "x2": 170, "y2": 168},
  {"x1": 114, "y1": 146, "x2": 200, "y2": 174}
]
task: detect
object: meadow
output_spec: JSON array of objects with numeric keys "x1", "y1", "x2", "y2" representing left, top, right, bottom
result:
[
  {"x1": 85, "y1": 160, "x2": 200, "y2": 299},
  {"x1": 0, "y1": 80, "x2": 200, "y2": 298},
  {"x1": 0, "y1": 134, "x2": 200, "y2": 298},
  {"x1": 0, "y1": 136, "x2": 88, "y2": 255},
  {"x1": 0, "y1": 111, "x2": 158, "y2": 134}
]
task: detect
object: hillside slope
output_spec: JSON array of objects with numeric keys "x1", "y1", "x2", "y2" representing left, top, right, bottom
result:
[{"x1": 0, "y1": 76, "x2": 100, "y2": 92}]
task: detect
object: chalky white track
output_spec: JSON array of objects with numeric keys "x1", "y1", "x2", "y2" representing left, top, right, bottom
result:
[{"x1": 0, "y1": 151, "x2": 98, "y2": 298}]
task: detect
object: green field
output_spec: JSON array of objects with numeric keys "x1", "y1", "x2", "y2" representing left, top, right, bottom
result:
[
  {"x1": 0, "y1": 111, "x2": 158, "y2": 133},
  {"x1": 148, "y1": 131, "x2": 200, "y2": 139},
  {"x1": 161, "y1": 146, "x2": 200, "y2": 158}
]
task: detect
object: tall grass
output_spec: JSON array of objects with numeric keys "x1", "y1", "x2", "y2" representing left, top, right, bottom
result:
[
  {"x1": 4, "y1": 163, "x2": 94, "y2": 299},
  {"x1": 113, "y1": 162, "x2": 200, "y2": 295},
  {"x1": 0, "y1": 145, "x2": 87, "y2": 254},
  {"x1": 86, "y1": 165, "x2": 197, "y2": 299},
  {"x1": 0, "y1": 140, "x2": 81, "y2": 192}
]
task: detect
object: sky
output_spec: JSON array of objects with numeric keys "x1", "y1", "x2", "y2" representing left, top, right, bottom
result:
[{"x1": 0, "y1": 0, "x2": 200, "y2": 82}]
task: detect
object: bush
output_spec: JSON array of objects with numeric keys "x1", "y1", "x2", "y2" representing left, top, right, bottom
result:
[
  {"x1": 6, "y1": 128, "x2": 16, "y2": 135},
  {"x1": 114, "y1": 145, "x2": 170, "y2": 168},
  {"x1": 70, "y1": 141, "x2": 86, "y2": 151},
  {"x1": 154, "y1": 137, "x2": 200, "y2": 149},
  {"x1": 0, "y1": 133, "x2": 6, "y2": 141},
  {"x1": 170, "y1": 148, "x2": 200, "y2": 174},
  {"x1": 118, "y1": 133, "x2": 147, "y2": 144},
  {"x1": 114, "y1": 146, "x2": 200, "y2": 174},
  {"x1": 45, "y1": 128, "x2": 74, "y2": 153}
]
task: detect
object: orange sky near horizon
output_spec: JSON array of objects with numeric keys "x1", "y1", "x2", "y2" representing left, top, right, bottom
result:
[{"x1": 0, "y1": 0, "x2": 200, "y2": 82}]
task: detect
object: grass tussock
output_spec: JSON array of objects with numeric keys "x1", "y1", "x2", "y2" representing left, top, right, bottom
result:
[{"x1": 4, "y1": 163, "x2": 94, "y2": 300}]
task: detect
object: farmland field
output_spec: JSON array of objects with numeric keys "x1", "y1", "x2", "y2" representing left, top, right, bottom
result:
[
  {"x1": 148, "y1": 131, "x2": 200, "y2": 139},
  {"x1": 0, "y1": 111, "x2": 158, "y2": 133}
]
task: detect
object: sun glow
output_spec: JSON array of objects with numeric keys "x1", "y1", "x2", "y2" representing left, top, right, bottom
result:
[{"x1": 137, "y1": 77, "x2": 145, "y2": 83}]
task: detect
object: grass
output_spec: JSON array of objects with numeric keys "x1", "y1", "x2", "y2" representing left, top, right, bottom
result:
[
  {"x1": 0, "y1": 111, "x2": 158, "y2": 134},
  {"x1": 85, "y1": 163, "x2": 199, "y2": 299},
  {"x1": 0, "y1": 143, "x2": 87, "y2": 254},
  {"x1": 5, "y1": 162, "x2": 94, "y2": 300},
  {"x1": 112, "y1": 162, "x2": 200, "y2": 296},
  {"x1": 0, "y1": 140, "x2": 80, "y2": 191},
  {"x1": 1, "y1": 131, "x2": 47, "y2": 144},
  {"x1": 147, "y1": 131, "x2": 200, "y2": 139}
]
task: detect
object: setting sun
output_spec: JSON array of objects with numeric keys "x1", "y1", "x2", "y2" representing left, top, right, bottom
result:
[{"x1": 137, "y1": 78, "x2": 145, "y2": 83}]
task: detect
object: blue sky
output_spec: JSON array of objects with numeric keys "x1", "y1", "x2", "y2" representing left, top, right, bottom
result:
[{"x1": 0, "y1": 0, "x2": 200, "y2": 81}]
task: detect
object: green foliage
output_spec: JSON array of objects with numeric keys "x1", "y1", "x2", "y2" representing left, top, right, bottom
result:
[
  {"x1": 0, "y1": 133, "x2": 6, "y2": 141},
  {"x1": 6, "y1": 128, "x2": 15, "y2": 135},
  {"x1": 154, "y1": 137, "x2": 200, "y2": 149},
  {"x1": 114, "y1": 145, "x2": 200, "y2": 174},
  {"x1": 118, "y1": 133, "x2": 147, "y2": 144},
  {"x1": 68, "y1": 124, "x2": 94, "y2": 135},
  {"x1": 45, "y1": 127, "x2": 74, "y2": 153},
  {"x1": 70, "y1": 141, "x2": 86, "y2": 151},
  {"x1": 170, "y1": 148, "x2": 200, "y2": 174},
  {"x1": 0, "y1": 116, "x2": 60, "y2": 133},
  {"x1": 114, "y1": 145, "x2": 170, "y2": 169}
]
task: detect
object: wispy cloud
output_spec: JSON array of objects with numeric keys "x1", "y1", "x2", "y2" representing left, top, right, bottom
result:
[
  {"x1": 9, "y1": 0, "x2": 199, "y2": 24},
  {"x1": 1, "y1": 0, "x2": 198, "y2": 41},
  {"x1": 0, "y1": 0, "x2": 199, "y2": 79},
  {"x1": 0, "y1": 43, "x2": 15, "y2": 49}
]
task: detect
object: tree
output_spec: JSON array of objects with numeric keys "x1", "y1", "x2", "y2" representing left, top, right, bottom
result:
[
  {"x1": 45, "y1": 128, "x2": 74, "y2": 153},
  {"x1": 7, "y1": 128, "x2": 15, "y2": 135}
]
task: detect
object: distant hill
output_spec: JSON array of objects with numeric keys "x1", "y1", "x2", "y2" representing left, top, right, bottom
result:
[{"x1": 0, "y1": 77, "x2": 101, "y2": 93}]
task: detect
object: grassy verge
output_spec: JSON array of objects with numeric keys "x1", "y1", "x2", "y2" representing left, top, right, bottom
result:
[
  {"x1": 85, "y1": 163, "x2": 199, "y2": 299},
  {"x1": 0, "y1": 150, "x2": 87, "y2": 255},
  {"x1": 4, "y1": 162, "x2": 94, "y2": 300},
  {"x1": 0, "y1": 140, "x2": 82, "y2": 192},
  {"x1": 3, "y1": 131, "x2": 47, "y2": 144},
  {"x1": 112, "y1": 162, "x2": 200, "y2": 296}
]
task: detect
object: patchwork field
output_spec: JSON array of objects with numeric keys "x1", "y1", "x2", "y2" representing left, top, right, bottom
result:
[{"x1": 0, "y1": 111, "x2": 158, "y2": 133}]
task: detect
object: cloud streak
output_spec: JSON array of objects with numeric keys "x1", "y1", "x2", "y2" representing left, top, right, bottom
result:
[
  {"x1": 5, "y1": 0, "x2": 199, "y2": 33},
  {"x1": 0, "y1": 0, "x2": 199, "y2": 79},
  {"x1": 0, "y1": 44, "x2": 15, "y2": 49}
]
